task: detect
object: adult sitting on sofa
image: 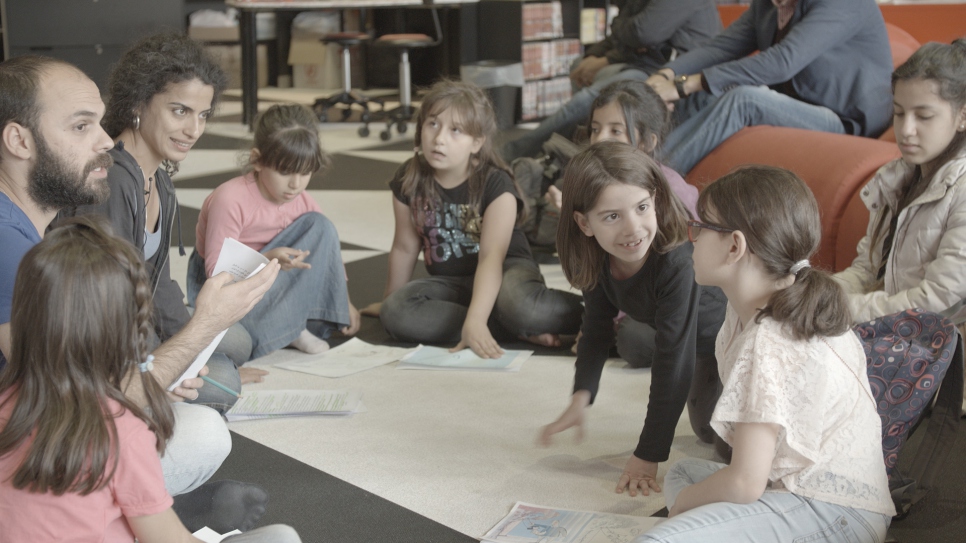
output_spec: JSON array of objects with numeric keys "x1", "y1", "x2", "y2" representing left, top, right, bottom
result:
[
  {"x1": 500, "y1": 0, "x2": 721, "y2": 162},
  {"x1": 646, "y1": 0, "x2": 894, "y2": 176}
]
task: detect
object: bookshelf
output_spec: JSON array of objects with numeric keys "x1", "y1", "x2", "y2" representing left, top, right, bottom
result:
[{"x1": 478, "y1": 0, "x2": 583, "y2": 122}]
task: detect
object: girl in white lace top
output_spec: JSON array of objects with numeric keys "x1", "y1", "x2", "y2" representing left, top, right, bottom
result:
[{"x1": 636, "y1": 167, "x2": 895, "y2": 543}]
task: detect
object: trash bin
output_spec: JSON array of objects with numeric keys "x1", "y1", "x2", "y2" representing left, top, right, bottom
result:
[{"x1": 461, "y1": 61, "x2": 525, "y2": 131}]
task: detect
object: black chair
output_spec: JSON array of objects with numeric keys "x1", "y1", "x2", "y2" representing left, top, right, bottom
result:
[
  {"x1": 368, "y1": 4, "x2": 442, "y2": 141},
  {"x1": 311, "y1": 31, "x2": 379, "y2": 137}
]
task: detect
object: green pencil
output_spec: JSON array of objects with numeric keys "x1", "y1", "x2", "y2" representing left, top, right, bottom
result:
[{"x1": 201, "y1": 375, "x2": 240, "y2": 398}]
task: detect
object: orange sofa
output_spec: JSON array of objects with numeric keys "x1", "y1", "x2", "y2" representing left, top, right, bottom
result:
[{"x1": 683, "y1": 22, "x2": 919, "y2": 272}]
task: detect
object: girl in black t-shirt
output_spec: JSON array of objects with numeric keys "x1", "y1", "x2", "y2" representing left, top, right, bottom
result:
[
  {"x1": 362, "y1": 80, "x2": 582, "y2": 358},
  {"x1": 540, "y1": 141, "x2": 726, "y2": 497}
]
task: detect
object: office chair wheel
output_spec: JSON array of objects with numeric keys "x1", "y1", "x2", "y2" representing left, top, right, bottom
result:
[
  {"x1": 358, "y1": 125, "x2": 370, "y2": 138},
  {"x1": 360, "y1": 112, "x2": 371, "y2": 124},
  {"x1": 380, "y1": 129, "x2": 392, "y2": 141},
  {"x1": 396, "y1": 121, "x2": 408, "y2": 135}
]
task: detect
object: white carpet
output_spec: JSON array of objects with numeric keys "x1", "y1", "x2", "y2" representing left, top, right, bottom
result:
[{"x1": 229, "y1": 350, "x2": 717, "y2": 538}]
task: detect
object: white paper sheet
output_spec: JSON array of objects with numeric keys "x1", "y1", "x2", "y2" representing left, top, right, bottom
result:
[
  {"x1": 168, "y1": 239, "x2": 268, "y2": 391},
  {"x1": 397, "y1": 346, "x2": 532, "y2": 371},
  {"x1": 273, "y1": 338, "x2": 417, "y2": 378},
  {"x1": 483, "y1": 502, "x2": 663, "y2": 543},
  {"x1": 213, "y1": 238, "x2": 270, "y2": 282},
  {"x1": 192, "y1": 527, "x2": 242, "y2": 543},
  {"x1": 225, "y1": 389, "x2": 363, "y2": 422}
]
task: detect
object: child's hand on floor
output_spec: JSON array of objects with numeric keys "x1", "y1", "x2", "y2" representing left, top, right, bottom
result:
[
  {"x1": 538, "y1": 390, "x2": 589, "y2": 446},
  {"x1": 341, "y1": 302, "x2": 362, "y2": 336},
  {"x1": 359, "y1": 302, "x2": 381, "y2": 317},
  {"x1": 452, "y1": 319, "x2": 504, "y2": 359},
  {"x1": 265, "y1": 247, "x2": 311, "y2": 271},
  {"x1": 616, "y1": 456, "x2": 661, "y2": 497}
]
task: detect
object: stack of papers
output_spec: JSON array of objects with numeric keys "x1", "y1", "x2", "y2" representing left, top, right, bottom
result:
[
  {"x1": 225, "y1": 389, "x2": 363, "y2": 422},
  {"x1": 397, "y1": 346, "x2": 532, "y2": 371},
  {"x1": 274, "y1": 338, "x2": 417, "y2": 378},
  {"x1": 482, "y1": 502, "x2": 662, "y2": 542}
]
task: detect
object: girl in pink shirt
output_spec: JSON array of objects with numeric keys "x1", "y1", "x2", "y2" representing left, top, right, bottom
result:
[
  {"x1": 0, "y1": 217, "x2": 299, "y2": 543},
  {"x1": 189, "y1": 104, "x2": 359, "y2": 358}
]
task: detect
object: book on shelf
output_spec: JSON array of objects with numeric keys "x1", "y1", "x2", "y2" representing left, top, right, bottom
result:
[
  {"x1": 522, "y1": 39, "x2": 580, "y2": 80},
  {"x1": 522, "y1": 1, "x2": 564, "y2": 41},
  {"x1": 521, "y1": 76, "x2": 572, "y2": 121}
]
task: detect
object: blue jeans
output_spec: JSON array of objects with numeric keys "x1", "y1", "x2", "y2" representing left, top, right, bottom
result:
[
  {"x1": 381, "y1": 257, "x2": 583, "y2": 343},
  {"x1": 664, "y1": 86, "x2": 846, "y2": 175},
  {"x1": 188, "y1": 212, "x2": 350, "y2": 358},
  {"x1": 502, "y1": 65, "x2": 651, "y2": 161},
  {"x1": 188, "y1": 352, "x2": 242, "y2": 413},
  {"x1": 636, "y1": 458, "x2": 890, "y2": 543}
]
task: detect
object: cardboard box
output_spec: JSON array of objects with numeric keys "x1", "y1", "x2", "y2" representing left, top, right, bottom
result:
[
  {"x1": 204, "y1": 43, "x2": 269, "y2": 89},
  {"x1": 189, "y1": 25, "x2": 240, "y2": 42},
  {"x1": 288, "y1": 36, "x2": 342, "y2": 90}
]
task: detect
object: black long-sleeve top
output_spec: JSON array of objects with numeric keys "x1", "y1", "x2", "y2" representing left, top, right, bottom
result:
[{"x1": 574, "y1": 243, "x2": 726, "y2": 462}]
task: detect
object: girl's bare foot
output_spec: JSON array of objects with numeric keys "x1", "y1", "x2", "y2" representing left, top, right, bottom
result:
[
  {"x1": 524, "y1": 333, "x2": 561, "y2": 347},
  {"x1": 239, "y1": 367, "x2": 268, "y2": 384},
  {"x1": 289, "y1": 329, "x2": 330, "y2": 354}
]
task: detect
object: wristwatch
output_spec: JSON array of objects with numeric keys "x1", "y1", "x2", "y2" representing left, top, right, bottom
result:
[{"x1": 674, "y1": 74, "x2": 689, "y2": 99}]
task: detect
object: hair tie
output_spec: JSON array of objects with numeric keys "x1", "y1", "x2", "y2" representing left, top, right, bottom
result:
[
  {"x1": 789, "y1": 259, "x2": 811, "y2": 275},
  {"x1": 139, "y1": 354, "x2": 155, "y2": 373}
]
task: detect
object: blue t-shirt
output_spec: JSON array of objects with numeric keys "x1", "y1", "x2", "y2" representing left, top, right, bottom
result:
[{"x1": 0, "y1": 192, "x2": 41, "y2": 369}]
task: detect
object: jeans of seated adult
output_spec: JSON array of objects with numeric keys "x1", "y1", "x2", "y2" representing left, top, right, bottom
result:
[
  {"x1": 634, "y1": 458, "x2": 890, "y2": 543},
  {"x1": 381, "y1": 256, "x2": 583, "y2": 343},
  {"x1": 663, "y1": 85, "x2": 846, "y2": 176},
  {"x1": 185, "y1": 305, "x2": 254, "y2": 368},
  {"x1": 161, "y1": 402, "x2": 232, "y2": 496},
  {"x1": 188, "y1": 212, "x2": 350, "y2": 358},
  {"x1": 501, "y1": 64, "x2": 650, "y2": 162},
  {"x1": 187, "y1": 352, "x2": 242, "y2": 414}
]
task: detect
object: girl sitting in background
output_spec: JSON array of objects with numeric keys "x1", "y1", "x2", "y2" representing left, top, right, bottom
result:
[
  {"x1": 0, "y1": 218, "x2": 300, "y2": 543},
  {"x1": 558, "y1": 79, "x2": 701, "y2": 366},
  {"x1": 367, "y1": 80, "x2": 583, "y2": 358},
  {"x1": 541, "y1": 142, "x2": 726, "y2": 496},
  {"x1": 834, "y1": 40, "x2": 966, "y2": 333},
  {"x1": 189, "y1": 104, "x2": 359, "y2": 358},
  {"x1": 640, "y1": 166, "x2": 893, "y2": 542}
]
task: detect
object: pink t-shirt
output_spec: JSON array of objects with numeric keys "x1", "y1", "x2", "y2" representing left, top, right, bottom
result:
[
  {"x1": 661, "y1": 164, "x2": 699, "y2": 219},
  {"x1": 196, "y1": 173, "x2": 322, "y2": 276},
  {"x1": 0, "y1": 391, "x2": 172, "y2": 542}
]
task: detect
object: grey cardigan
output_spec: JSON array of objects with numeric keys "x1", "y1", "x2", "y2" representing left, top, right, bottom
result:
[
  {"x1": 64, "y1": 142, "x2": 190, "y2": 342},
  {"x1": 665, "y1": 0, "x2": 893, "y2": 137}
]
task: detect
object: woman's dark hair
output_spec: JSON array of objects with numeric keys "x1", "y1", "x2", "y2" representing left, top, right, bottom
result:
[
  {"x1": 247, "y1": 103, "x2": 330, "y2": 176},
  {"x1": 586, "y1": 79, "x2": 671, "y2": 159},
  {"x1": 558, "y1": 141, "x2": 689, "y2": 291},
  {"x1": 398, "y1": 79, "x2": 527, "y2": 226},
  {"x1": 102, "y1": 31, "x2": 229, "y2": 138},
  {"x1": 697, "y1": 166, "x2": 852, "y2": 340},
  {"x1": 0, "y1": 216, "x2": 174, "y2": 496}
]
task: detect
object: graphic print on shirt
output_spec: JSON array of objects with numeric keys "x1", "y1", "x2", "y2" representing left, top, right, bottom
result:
[{"x1": 421, "y1": 202, "x2": 482, "y2": 264}]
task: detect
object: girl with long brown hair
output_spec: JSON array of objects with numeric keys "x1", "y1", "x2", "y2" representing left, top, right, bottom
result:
[
  {"x1": 366, "y1": 80, "x2": 582, "y2": 357},
  {"x1": 0, "y1": 217, "x2": 300, "y2": 543},
  {"x1": 540, "y1": 142, "x2": 726, "y2": 496}
]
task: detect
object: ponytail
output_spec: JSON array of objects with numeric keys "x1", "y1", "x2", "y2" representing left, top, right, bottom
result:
[{"x1": 698, "y1": 166, "x2": 852, "y2": 340}]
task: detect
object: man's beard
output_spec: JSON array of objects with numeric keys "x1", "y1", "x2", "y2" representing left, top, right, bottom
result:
[{"x1": 27, "y1": 132, "x2": 113, "y2": 212}]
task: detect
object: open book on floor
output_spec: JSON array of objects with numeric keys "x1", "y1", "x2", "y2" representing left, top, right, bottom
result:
[
  {"x1": 397, "y1": 346, "x2": 532, "y2": 371},
  {"x1": 225, "y1": 389, "x2": 363, "y2": 422},
  {"x1": 483, "y1": 502, "x2": 663, "y2": 543}
]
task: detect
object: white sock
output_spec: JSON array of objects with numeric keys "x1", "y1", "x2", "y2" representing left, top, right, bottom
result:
[{"x1": 289, "y1": 329, "x2": 330, "y2": 354}]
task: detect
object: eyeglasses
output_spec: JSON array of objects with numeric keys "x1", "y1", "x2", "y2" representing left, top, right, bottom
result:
[{"x1": 687, "y1": 220, "x2": 736, "y2": 243}]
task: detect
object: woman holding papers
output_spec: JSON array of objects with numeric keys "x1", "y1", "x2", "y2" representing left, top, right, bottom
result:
[
  {"x1": 63, "y1": 31, "x2": 249, "y2": 410},
  {"x1": 540, "y1": 143, "x2": 727, "y2": 496},
  {"x1": 189, "y1": 104, "x2": 359, "y2": 358}
]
